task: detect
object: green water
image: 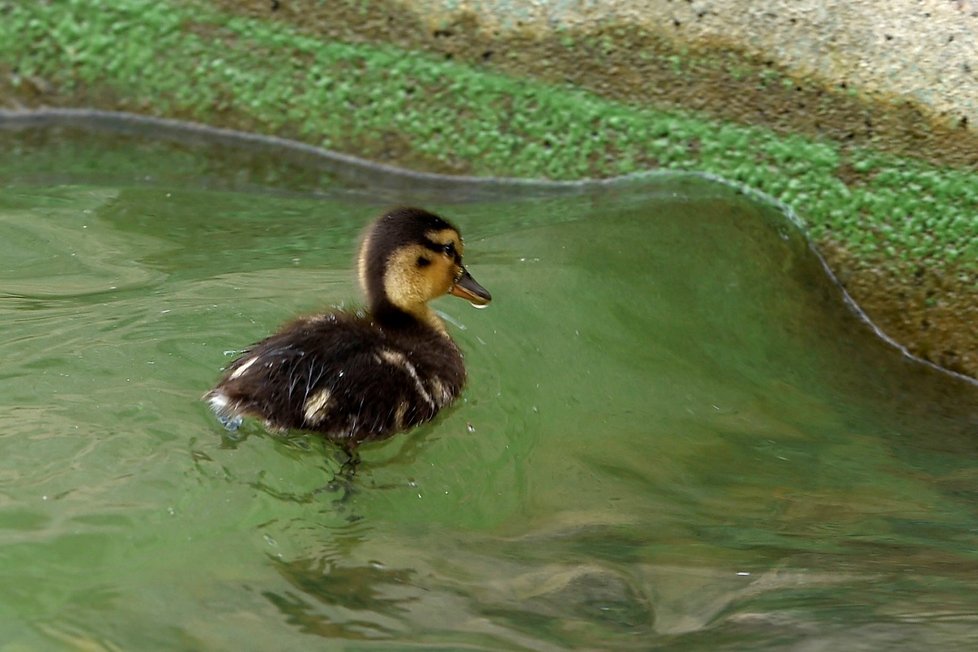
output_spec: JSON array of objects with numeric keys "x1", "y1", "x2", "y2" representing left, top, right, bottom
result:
[{"x1": 2, "y1": 120, "x2": 978, "y2": 650}]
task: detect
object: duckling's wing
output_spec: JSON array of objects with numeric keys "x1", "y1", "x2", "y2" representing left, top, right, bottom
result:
[{"x1": 207, "y1": 314, "x2": 454, "y2": 443}]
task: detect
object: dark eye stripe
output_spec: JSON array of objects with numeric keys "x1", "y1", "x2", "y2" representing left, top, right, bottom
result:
[{"x1": 421, "y1": 239, "x2": 461, "y2": 262}]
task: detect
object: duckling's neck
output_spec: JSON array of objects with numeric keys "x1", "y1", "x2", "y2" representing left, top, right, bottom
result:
[{"x1": 371, "y1": 297, "x2": 448, "y2": 336}]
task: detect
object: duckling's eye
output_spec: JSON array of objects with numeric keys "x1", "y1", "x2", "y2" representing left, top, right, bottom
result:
[
  {"x1": 442, "y1": 243, "x2": 456, "y2": 257},
  {"x1": 416, "y1": 256, "x2": 431, "y2": 268}
]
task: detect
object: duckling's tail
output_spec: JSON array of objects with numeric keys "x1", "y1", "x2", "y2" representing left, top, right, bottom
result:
[{"x1": 203, "y1": 390, "x2": 244, "y2": 431}]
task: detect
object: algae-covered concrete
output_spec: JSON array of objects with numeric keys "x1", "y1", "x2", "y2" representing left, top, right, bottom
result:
[
  {"x1": 0, "y1": 0, "x2": 976, "y2": 376},
  {"x1": 222, "y1": 0, "x2": 978, "y2": 167}
]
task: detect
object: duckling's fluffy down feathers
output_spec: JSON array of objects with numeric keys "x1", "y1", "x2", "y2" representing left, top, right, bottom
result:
[{"x1": 206, "y1": 311, "x2": 466, "y2": 446}]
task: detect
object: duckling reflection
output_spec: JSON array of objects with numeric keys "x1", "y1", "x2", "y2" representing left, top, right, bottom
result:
[{"x1": 205, "y1": 207, "x2": 491, "y2": 453}]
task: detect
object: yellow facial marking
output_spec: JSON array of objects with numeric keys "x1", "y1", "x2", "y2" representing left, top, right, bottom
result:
[{"x1": 383, "y1": 243, "x2": 460, "y2": 317}]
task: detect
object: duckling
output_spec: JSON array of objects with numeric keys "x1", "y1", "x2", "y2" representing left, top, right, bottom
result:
[{"x1": 204, "y1": 207, "x2": 491, "y2": 450}]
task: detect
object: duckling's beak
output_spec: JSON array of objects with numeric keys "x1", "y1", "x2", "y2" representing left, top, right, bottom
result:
[{"x1": 450, "y1": 267, "x2": 492, "y2": 307}]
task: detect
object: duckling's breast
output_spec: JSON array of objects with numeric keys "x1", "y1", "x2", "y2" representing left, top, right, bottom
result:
[{"x1": 210, "y1": 312, "x2": 466, "y2": 444}]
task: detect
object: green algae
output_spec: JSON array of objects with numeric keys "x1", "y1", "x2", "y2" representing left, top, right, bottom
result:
[{"x1": 0, "y1": 0, "x2": 975, "y2": 270}]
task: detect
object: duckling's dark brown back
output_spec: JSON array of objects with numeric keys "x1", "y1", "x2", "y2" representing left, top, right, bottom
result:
[{"x1": 207, "y1": 312, "x2": 466, "y2": 447}]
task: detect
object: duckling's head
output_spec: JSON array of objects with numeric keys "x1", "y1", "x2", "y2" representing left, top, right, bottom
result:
[{"x1": 357, "y1": 208, "x2": 491, "y2": 329}]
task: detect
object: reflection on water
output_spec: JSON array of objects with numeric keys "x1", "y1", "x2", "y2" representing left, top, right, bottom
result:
[{"x1": 2, "y1": 115, "x2": 978, "y2": 650}]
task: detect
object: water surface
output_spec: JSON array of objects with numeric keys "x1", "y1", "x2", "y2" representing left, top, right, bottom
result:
[{"x1": 2, "y1": 117, "x2": 978, "y2": 650}]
